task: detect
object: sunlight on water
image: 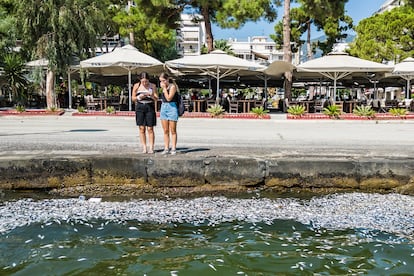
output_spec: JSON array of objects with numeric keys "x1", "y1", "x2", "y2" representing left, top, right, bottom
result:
[{"x1": 1, "y1": 193, "x2": 414, "y2": 274}]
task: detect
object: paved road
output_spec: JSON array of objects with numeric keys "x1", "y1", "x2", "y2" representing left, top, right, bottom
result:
[{"x1": 1, "y1": 113, "x2": 414, "y2": 159}]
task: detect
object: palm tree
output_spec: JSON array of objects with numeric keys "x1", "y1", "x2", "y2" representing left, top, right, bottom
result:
[
  {"x1": 214, "y1": 39, "x2": 234, "y2": 55},
  {"x1": 2, "y1": 53, "x2": 28, "y2": 106},
  {"x1": 283, "y1": 0, "x2": 292, "y2": 100}
]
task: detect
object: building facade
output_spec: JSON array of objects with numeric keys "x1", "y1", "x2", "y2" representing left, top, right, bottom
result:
[
  {"x1": 227, "y1": 36, "x2": 287, "y2": 65},
  {"x1": 376, "y1": 0, "x2": 404, "y2": 14},
  {"x1": 176, "y1": 14, "x2": 206, "y2": 56}
]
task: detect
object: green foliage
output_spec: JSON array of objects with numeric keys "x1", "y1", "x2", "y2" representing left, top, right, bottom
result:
[
  {"x1": 388, "y1": 107, "x2": 407, "y2": 117},
  {"x1": 323, "y1": 105, "x2": 341, "y2": 118},
  {"x1": 353, "y1": 105, "x2": 376, "y2": 118},
  {"x1": 3, "y1": 53, "x2": 28, "y2": 104},
  {"x1": 349, "y1": 6, "x2": 414, "y2": 62},
  {"x1": 183, "y1": 0, "x2": 279, "y2": 52},
  {"x1": 113, "y1": 1, "x2": 180, "y2": 56},
  {"x1": 77, "y1": 106, "x2": 86, "y2": 113},
  {"x1": 15, "y1": 104, "x2": 25, "y2": 112},
  {"x1": 48, "y1": 106, "x2": 58, "y2": 112},
  {"x1": 0, "y1": 4, "x2": 17, "y2": 53},
  {"x1": 106, "y1": 106, "x2": 116, "y2": 114},
  {"x1": 214, "y1": 39, "x2": 234, "y2": 55},
  {"x1": 287, "y1": 105, "x2": 306, "y2": 116},
  {"x1": 17, "y1": 0, "x2": 110, "y2": 73},
  {"x1": 250, "y1": 106, "x2": 269, "y2": 118},
  {"x1": 207, "y1": 104, "x2": 225, "y2": 117},
  {"x1": 271, "y1": 0, "x2": 352, "y2": 55}
]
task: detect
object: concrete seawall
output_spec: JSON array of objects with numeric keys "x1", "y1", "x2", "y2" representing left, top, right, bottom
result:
[
  {"x1": 1, "y1": 155, "x2": 413, "y2": 197},
  {"x1": 1, "y1": 114, "x2": 414, "y2": 197}
]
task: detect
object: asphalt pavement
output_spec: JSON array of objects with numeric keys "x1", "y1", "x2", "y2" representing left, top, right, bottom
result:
[{"x1": 1, "y1": 111, "x2": 414, "y2": 161}]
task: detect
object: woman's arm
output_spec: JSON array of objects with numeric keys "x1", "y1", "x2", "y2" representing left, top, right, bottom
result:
[
  {"x1": 131, "y1": 83, "x2": 139, "y2": 102},
  {"x1": 151, "y1": 83, "x2": 159, "y2": 101},
  {"x1": 162, "y1": 84, "x2": 176, "y2": 102}
]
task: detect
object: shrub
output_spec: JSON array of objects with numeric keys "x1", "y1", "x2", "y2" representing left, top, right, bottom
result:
[
  {"x1": 106, "y1": 106, "x2": 116, "y2": 114},
  {"x1": 250, "y1": 106, "x2": 269, "y2": 118},
  {"x1": 207, "y1": 104, "x2": 225, "y2": 117},
  {"x1": 388, "y1": 107, "x2": 407, "y2": 117},
  {"x1": 287, "y1": 105, "x2": 306, "y2": 116},
  {"x1": 353, "y1": 105, "x2": 376, "y2": 118},
  {"x1": 77, "y1": 106, "x2": 86, "y2": 113},
  {"x1": 323, "y1": 105, "x2": 341, "y2": 119},
  {"x1": 15, "y1": 105, "x2": 25, "y2": 113},
  {"x1": 48, "y1": 106, "x2": 58, "y2": 112}
]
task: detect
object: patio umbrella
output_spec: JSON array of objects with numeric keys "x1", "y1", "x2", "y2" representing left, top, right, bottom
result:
[
  {"x1": 392, "y1": 57, "x2": 414, "y2": 99},
  {"x1": 296, "y1": 52, "x2": 393, "y2": 100},
  {"x1": 165, "y1": 50, "x2": 265, "y2": 102},
  {"x1": 80, "y1": 44, "x2": 163, "y2": 110},
  {"x1": 257, "y1": 60, "x2": 295, "y2": 102}
]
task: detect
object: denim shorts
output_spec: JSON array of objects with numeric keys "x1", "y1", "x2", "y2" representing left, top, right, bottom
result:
[{"x1": 160, "y1": 102, "x2": 178, "y2": 121}]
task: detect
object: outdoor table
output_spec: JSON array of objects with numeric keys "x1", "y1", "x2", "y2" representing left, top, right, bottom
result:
[
  {"x1": 96, "y1": 97, "x2": 107, "y2": 110},
  {"x1": 192, "y1": 99, "x2": 206, "y2": 112},
  {"x1": 238, "y1": 100, "x2": 255, "y2": 113},
  {"x1": 344, "y1": 101, "x2": 358, "y2": 113}
]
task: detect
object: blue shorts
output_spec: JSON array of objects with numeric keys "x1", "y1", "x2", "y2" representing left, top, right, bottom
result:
[{"x1": 160, "y1": 102, "x2": 179, "y2": 121}]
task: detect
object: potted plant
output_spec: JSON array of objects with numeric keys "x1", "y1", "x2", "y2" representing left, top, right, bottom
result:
[
  {"x1": 250, "y1": 106, "x2": 269, "y2": 118},
  {"x1": 352, "y1": 105, "x2": 376, "y2": 119},
  {"x1": 287, "y1": 105, "x2": 306, "y2": 117},
  {"x1": 207, "y1": 104, "x2": 225, "y2": 117},
  {"x1": 323, "y1": 105, "x2": 341, "y2": 119}
]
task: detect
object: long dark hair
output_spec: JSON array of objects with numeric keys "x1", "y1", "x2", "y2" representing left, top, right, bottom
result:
[{"x1": 138, "y1": 72, "x2": 150, "y2": 80}]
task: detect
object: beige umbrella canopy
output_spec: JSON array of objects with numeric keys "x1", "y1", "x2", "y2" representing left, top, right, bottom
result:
[
  {"x1": 165, "y1": 50, "x2": 266, "y2": 102},
  {"x1": 296, "y1": 52, "x2": 393, "y2": 100},
  {"x1": 392, "y1": 57, "x2": 414, "y2": 99},
  {"x1": 80, "y1": 44, "x2": 163, "y2": 110}
]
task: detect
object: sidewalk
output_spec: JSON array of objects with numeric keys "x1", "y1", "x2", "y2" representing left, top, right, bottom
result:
[
  {"x1": 1, "y1": 114, "x2": 414, "y2": 196},
  {"x1": 1, "y1": 112, "x2": 413, "y2": 159}
]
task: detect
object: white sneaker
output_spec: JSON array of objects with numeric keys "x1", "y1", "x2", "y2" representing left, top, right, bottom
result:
[
  {"x1": 170, "y1": 149, "x2": 177, "y2": 155},
  {"x1": 161, "y1": 149, "x2": 169, "y2": 155}
]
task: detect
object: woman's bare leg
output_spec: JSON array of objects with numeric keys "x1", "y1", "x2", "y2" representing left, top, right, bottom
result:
[
  {"x1": 139, "y1": 126, "x2": 147, "y2": 153},
  {"x1": 170, "y1": 121, "x2": 177, "y2": 150},
  {"x1": 147, "y1": 126, "x2": 154, "y2": 153},
  {"x1": 161, "y1": 119, "x2": 170, "y2": 150}
]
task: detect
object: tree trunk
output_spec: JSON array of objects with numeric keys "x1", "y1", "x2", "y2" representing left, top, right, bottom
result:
[
  {"x1": 283, "y1": 0, "x2": 292, "y2": 100},
  {"x1": 201, "y1": 5, "x2": 214, "y2": 53},
  {"x1": 46, "y1": 69, "x2": 56, "y2": 109},
  {"x1": 306, "y1": 20, "x2": 312, "y2": 60}
]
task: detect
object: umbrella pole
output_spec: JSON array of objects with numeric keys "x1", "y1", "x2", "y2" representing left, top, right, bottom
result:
[
  {"x1": 216, "y1": 67, "x2": 220, "y2": 104},
  {"x1": 68, "y1": 71, "x2": 72, "y2": 109},
  {"x1": 407, "y1": 79, "x2": 411, "y2": 99},
  {"x1": 128, "y1": 70, "x2": 132, "y2": 111}
]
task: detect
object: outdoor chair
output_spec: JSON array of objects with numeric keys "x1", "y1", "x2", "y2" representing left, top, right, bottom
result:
[
  {"x1": 228, "y1": 100, "x2": 239, "y2": 113},
  {"x1": 314, "y1": 99, "x2": 326, "y2": 113},
  {"x1": 85, "y1": 95, "x2": 98, "y2": 110}
]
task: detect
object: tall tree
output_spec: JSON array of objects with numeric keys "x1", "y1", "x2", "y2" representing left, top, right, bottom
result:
[
  {"x1": 0, "y1": 0, "x2": 17, "y2": 54},
  {"x1": 282, "y1": 0, "x2": 292, "y2": 100},
  {"x1": 2, "y1": 53, "x2": 28, "y2": 105},
  {"x1": 181, "y1": 0, "x2": 280, "y2": 53},
  {"x1": 271, "y1": 0, "x2": 352, "y2": 60},
  {"x1": 349, "y1": 5, "x2": 414, "y2": 63},
  {"x1": 112, "y1": 0, "x2": 181, "y2": 57},
  {"x1": 17, "y1": 0, "x2": 110, "y2": 109}
]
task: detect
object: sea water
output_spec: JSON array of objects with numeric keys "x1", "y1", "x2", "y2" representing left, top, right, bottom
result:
[{"x1": 1, "y1": 193, "x2": 414, "y2": 275}]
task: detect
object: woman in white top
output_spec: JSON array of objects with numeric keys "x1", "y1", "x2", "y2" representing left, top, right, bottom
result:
[{"x1": 132, "y1": 72, "x2": 158, "y2": 154}]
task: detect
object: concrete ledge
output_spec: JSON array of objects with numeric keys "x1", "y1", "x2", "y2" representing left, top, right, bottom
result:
[{"x1": 1, "y1": 156, "x2": 413, "y2": 196}]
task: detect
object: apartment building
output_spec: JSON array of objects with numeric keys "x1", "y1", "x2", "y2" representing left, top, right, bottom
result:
[
  {"x1": 176, "y1": 14, "x2": 206, "y2": 56},
  {"x1": 227, "y1": 36, "x2": 286, "y2": 65},
  {"x1": 376, "y1": 0, "x2": 404, "y2": 14}
]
